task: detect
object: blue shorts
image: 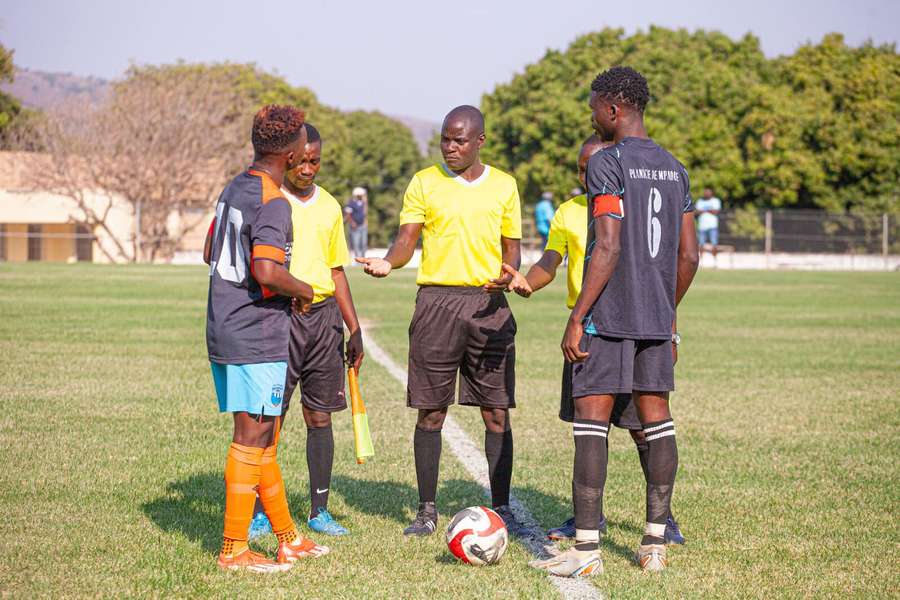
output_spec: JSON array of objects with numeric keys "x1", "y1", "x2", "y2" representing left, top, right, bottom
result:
[
  {"x1": 210, "y1": 361, "x2": 287, "y2": 416},
  {"x1": 698, "y1": 228, "x2": 719, "y2": 246}
]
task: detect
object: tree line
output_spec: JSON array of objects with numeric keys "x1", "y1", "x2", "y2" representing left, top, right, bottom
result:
[
  {"x1": 481, "y1": 27, "x2": 899, "y2": 216},
  {"x1": 2, "y1": 27, "x2": 897, "y2": 261}
]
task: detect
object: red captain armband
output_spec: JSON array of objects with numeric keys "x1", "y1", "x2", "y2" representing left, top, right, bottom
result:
[
  {"x1": 592, "y1": 194, "x2": 624, "y2": 220},
  {"x1": 207, "y1": 218, "x2": 216, "y2": 237}
]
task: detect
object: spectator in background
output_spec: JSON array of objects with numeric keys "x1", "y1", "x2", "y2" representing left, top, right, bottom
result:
[
  {"x1": 695, "y1": 187, "x2": 721, "y2": 257},
  {"x1": 344, "y1": 186, "x2": 368, "y2": 260},
  {"x1": 535, "y1": 191, "x2": 555, "y2": 249}
]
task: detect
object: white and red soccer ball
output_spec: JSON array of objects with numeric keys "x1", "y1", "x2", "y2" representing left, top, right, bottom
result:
[{"x1": 445, "y1": 506, "x2": 508, "y2": 565}]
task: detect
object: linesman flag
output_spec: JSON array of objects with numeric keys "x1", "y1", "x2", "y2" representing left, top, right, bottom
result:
[{"x1": 347, "y1": 367, "x2": 374, "y2": 464}]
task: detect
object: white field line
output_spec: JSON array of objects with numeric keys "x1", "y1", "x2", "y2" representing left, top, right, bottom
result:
[{"x1": 362, "y1": 329, "x2": 603, "y2": 600}]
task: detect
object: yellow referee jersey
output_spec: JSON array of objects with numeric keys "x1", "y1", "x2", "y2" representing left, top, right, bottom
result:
[
  {"x1": 399, "y1": 164, "x2": 522, "y2": 286},
  {"x1": 544, "y1": 194, "x2": 588, "y2": 309},
  {"x1": 283, "y1": 185, "x2": 350, "y2": 304}
]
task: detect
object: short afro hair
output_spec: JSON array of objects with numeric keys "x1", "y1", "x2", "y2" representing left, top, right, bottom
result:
[
  {"x1": 304, "y1": 123, "x2": 321, "y2": 145},
  {"x1": 590, "y1": 67, "x2": 650, "y2": 113},
  {"x1": 251, "y1": 104, "x2": 306, "y2": 154}
]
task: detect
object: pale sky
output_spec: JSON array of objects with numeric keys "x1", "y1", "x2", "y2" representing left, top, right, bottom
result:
[{"x1": 3, "y1": 0, "x2": 898, "y2": 121}]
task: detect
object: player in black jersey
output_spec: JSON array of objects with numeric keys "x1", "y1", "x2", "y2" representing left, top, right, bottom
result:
[{"x1": 531, "y1": 67, "x2": 699, "y2": 577}]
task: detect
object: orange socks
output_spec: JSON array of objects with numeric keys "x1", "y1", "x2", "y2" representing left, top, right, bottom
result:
[
  {"x1": 221, "y1": 442, "x2": 265, "y2": 555},
  {"x1": 258, "y1": 443, "x2": 299, "y2": 544}
]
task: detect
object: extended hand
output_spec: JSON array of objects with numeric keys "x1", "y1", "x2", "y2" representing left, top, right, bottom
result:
[
  {"x1": 484, "y1": 267, "x2": 513, "y2": 294},
  {"x1": 501, "y1": 263, "x2": 533, "y2": 298},
  {"x1": 561, "y1": 318, "x2": 589, "y2": 363},
  {"x1": 356, "y1": 257, "x2": 392, "y2": 277}
]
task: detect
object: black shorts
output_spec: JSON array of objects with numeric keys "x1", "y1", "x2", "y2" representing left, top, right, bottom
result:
[
  {"x1": 560, "y1": 362, "x2": 641, "y2": 430},
  {"x1": 569, "y1": 334, "x2": 674, "y2": 399},
  {"x1": 407, "y1": 286, "x2": 516, "y2": 410},
  {"x1": 283, "y1": 297, "x2": 347, "y2": 414}
]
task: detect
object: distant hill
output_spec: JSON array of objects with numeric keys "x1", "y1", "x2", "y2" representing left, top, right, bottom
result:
[
  {"x1": 1, "y1": 68, "x2": 110, "y2": 109},
  {"x1": 1, "y1": 68, "x2": 438, "y2": 155}
]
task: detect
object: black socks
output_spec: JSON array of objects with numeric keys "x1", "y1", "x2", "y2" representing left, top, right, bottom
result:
[
  {"x1": 485, "y1": 429, "x2": 513, "y2": 508},
  {"x1": 572, "y1": 419, "x2": 608, "y2": 551},
  {"x1": 413, "y1": 426, "x2": 442, "y2": 504},
  {"x1": 307, "y1": 424, "x2": 334, "y2": 519},
  {"x1": 641, "y1": 419, "x2": 677, "y2": 545}
]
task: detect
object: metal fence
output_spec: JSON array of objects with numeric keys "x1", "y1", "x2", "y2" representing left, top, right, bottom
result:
[
  {"x1": 521, "y1": 208, "x2": 897, "y2": 256},
  {"x1": 716, "y1": 209, "x2": 897, "y2": 255}
]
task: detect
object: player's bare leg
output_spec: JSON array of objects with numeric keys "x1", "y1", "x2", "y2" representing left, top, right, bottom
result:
[
  {"x1": 533, "y1": 394, "x2": 613, "y2": 577},
  {"x1": 633, "y1": 391, "x2": 677, "y2": 571},
  {"x1": 404, "y1": 408, "x2": 447, "y2": 536}
]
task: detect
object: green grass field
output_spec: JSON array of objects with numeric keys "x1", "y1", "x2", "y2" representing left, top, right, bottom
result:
[{"x1": 1, "y1": 264, "x2": 898, "y2": 599}]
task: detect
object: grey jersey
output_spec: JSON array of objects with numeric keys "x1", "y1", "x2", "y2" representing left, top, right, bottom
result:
[
  {"x1": 206, "y1": 169, "x2": 294, "y2": 364},
  {"x1": 583, "y1": 138, "x2": 693, "y2": 340}
]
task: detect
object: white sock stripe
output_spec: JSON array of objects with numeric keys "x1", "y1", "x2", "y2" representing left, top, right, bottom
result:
[
  {"x1": 573, "y1": 431, "x2": 608, "y2": 438},
  {"x1": 643, "y1": 421, "x2": 674, "y2": 433},
  {"x1": 575, "y1": 528, "x2": 600, "y2": 543},
  {"x1": 645, "y1": 429, "x2": 676, "y2": 441},
  {"x1": 573, "y1": 423, "x2": 609, "y2": 431},
  {"x1": 645, "y1": 522, "x2": 666, "y2": 537}
]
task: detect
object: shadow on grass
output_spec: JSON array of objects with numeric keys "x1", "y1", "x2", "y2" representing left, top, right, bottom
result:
[
  {"x1": 331, "y1": 475, "x2": 488, "y2": 526},
  {"x1": 514, "y1": 484, "x2": 641, "y2": 562},
  {"x1": 142, "y1": 471, "x2": 225, "y2": 553},
  {"x1": 141, "y1": 472, "x2": 489, "y2": 551},
  {"x1": 142, "y1": 471, "x2": 321, "y2": 553}
]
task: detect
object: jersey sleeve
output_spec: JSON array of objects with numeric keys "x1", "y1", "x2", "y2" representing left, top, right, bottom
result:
[
  {"x1": 544, "y1": 208, "x2": 567, "y2": 254},
  {"x1": 328, "y1": 207, "x2": 351, "y2": 268},
  {"x1": 586, "y1": 151, "x2": 625, "y2": 220},
  {"x1": 681, "y1": 166, "x2": 695, "y2": 213},
  {"x1": 501, "y1": 181, "x2": 523, "y2": 239},
  {"x1": 251, "y1": 197, "x2": 291, "y2": 263},
  {"x1": 399, "y1": 174, "x2": 426, "y2": 225}
]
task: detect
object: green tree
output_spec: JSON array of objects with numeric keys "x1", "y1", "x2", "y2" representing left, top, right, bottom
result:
[
  {"x1": 155, "y1": 63, "x2": 424, "y2": 245},
  {"x1": 322, "y1": 110, "x2": 423, "y2": 246},
  {"x1": 754, "y1": 34, "x2": 900, "y2": 212},
  {"x1": 481, "y1": 27, "x2": 899, "y2": 214},
  {"x1": 0, "y1": 42, "x2": 23, "y2": 136}
]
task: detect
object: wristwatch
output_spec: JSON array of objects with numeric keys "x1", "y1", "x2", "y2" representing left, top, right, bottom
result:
[{"x1": 671, "y1": 332, "x2": 681, "y2": 346}]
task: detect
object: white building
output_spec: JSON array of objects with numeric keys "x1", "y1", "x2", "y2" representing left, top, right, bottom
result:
[{"x1": 0, "y1": 151, "x2": 211, "y2": 263}]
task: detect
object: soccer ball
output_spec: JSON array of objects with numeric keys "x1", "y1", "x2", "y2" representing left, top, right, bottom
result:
[{"x1": 445, "y1": 506, "x2": 508, "y2": 565}]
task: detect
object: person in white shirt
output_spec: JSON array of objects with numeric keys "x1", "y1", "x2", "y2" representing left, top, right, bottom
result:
[{"x1": 694, "y1": 188, "x2": 722, "y2": 256}]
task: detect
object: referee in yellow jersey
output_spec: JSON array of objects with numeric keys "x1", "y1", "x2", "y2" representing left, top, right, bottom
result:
[{"x1": 358, "y1": 105, "x2": 524, "y2": 536}]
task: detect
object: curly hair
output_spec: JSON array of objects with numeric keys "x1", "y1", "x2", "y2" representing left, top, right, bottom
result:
[
  {"x1": 590, "y1": 66, "x2": 650, "y2": 112},
  {"x1": 251, "y1": 104, "x2": 306, "y2": 155}
]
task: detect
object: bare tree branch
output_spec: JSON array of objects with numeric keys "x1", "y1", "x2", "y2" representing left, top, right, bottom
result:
[{"x1": 19, "y1": 64, "x2": 254, "y2": 262}]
